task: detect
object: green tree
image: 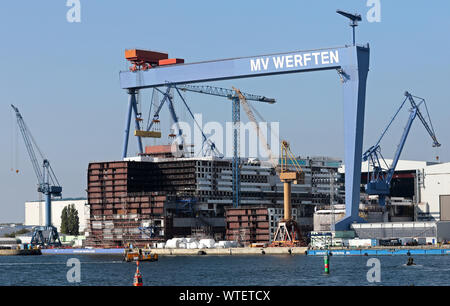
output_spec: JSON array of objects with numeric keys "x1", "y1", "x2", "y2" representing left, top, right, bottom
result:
[
  {"x1": 67, "y1": 204, "x2": 80, "y2": 236},
  {"x1": 60, "y1": 204, "x2": 79, "y2": 235},
  {"x1": 60, "y1": 206, "x2": 69, "y2": 234}
]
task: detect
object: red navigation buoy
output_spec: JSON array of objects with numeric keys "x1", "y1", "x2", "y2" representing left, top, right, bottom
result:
[{"x1": 133, "y1": 260, "x2": 143, "y2": 286}]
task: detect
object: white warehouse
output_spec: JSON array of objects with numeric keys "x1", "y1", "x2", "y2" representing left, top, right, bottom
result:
[{"x1": 25, "y1": 198, "x2": 89, "y2": 233}]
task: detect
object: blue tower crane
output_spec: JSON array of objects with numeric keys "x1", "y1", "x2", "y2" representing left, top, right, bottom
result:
[
  {"x1": 11, "y1": 105, "x2": 62, "y2": 246},
  {"x1": 175, "y1": 84, "x2": 276, "y2": 208},
  {"x1": 362, "y1": 91, "x2": 440, "y2": 206}
]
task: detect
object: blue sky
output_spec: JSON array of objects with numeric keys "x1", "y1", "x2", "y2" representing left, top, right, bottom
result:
[{"x1": 1, "y1": 1, "x2": 449, "y2": 222}]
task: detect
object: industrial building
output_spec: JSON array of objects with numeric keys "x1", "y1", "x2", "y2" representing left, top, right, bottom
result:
[
  {"x1": 23, "y1": 154, "x2": 450, "y2": 248},
  {"x1": 24, "y1": 198, "x2": 89, "y2": 233},
  {"x1": 340, "y1": 159, "x2": 450, "y2": 222},
  {"x1": 316, "y1": 159, "x2": 450, "y2": 230},
  {"x1": 84, "y1": 144, "x2": 342, "y2": 247},
  {"x1": 310, "y1": 159, "x2": 450, "y2": 246}
]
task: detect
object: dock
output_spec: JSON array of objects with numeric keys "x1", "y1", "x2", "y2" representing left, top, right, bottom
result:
[
  {"x1": 307, "y1": 247, "x2": 450, "y2": 256},
  {"x1": 155, "y1": 247, "x2": 308, "y2": 256},
  {"x1": 40, "y1": 247, "x2": 308, "y2": 256},
  {"x1": 39, "y1": 246, "x2": 450, "y2": 256}
]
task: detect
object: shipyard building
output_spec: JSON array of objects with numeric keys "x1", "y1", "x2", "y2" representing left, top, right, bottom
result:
[
  {"x1": 345, "y1": 159, "x2": 450, "y2": 223},
  {"x1": 312, "y1": 160, "x2": 450, "y2": 246},
  {"x1": 85, "y1": 145, "x2": 341, "y2": 247},
  {"x1": 24, "y1": 156, "x2": 450, "y2": 247}
]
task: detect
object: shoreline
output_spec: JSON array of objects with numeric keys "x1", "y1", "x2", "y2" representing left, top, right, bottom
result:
[
  {"x1": 37, "y1": 245, "x2": 450, "y2": 256},
  {"x1": 40, "y1": 247, "x2": 307, "y2": 256}
]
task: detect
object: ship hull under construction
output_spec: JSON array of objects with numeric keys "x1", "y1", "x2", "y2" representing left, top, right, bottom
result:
[{"x1": 85, "y1": 153, "x2": 341, "y2": 248}]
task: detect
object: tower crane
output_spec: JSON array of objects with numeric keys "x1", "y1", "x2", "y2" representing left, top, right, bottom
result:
[
  {"x1": 174, "y1": 84, "x2": 276, "y2": 208},
  {"x1": 11, "y1": 105, "x2": 62, "y2": 246},
  {"x1": 362, "y1": 91, "x2": 440, "y2": 206},
  {"x1": 233, "y1": 88, "x2": 306, "y2": 246}
]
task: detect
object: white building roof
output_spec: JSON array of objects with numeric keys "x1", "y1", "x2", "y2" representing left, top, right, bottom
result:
[{"x1": 339, "y1": 159, "x2": 440, "y2": 173}]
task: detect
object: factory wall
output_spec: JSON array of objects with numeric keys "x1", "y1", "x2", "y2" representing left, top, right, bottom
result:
[
  {"x1": 420, "y1": 162, "x2": 450, "y2": 221},
  {"x1": 24, "y1": 198, "x2": 89, "y2": 233}
]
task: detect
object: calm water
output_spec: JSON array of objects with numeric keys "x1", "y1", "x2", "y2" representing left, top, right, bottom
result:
[{"x1": 0, "y1": 254, "x2": 449, "y2": 286}]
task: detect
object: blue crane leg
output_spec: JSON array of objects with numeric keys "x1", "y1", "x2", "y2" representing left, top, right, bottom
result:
[
  {"x1": 130, "y1": 92, "x2": 144, "y2": 154},
  {"x1": 379, "y1": 195, "x2": 386, "y2": 206},
  {"x1": 45, "y1": 192, "x2": 51, "y2": 227},
  {"x1": 335, "y1": 46, "x2": 370, "y2": 230},
  {"x1": 122, "y1": 92, "x2": 135, "y2": 159}
]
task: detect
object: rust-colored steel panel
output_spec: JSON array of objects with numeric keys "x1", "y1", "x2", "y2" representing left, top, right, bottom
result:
[
  {"x1": 153, "y1": 208, "x2": 164, "y2": 215},
  {"x1": 158, "y1": 58, "x2": 185, "y2": 66},
  {"x1": 125, "y1": 49, "x2": 168, "y2": 62}
]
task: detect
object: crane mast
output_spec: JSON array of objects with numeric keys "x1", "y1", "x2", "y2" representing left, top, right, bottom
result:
[
  {"x1": 11, "y1": 105, "x2": 62, "y2": 246},
  {"x1": 232, "y1": 87, "x2": 278, "y2": 168}
]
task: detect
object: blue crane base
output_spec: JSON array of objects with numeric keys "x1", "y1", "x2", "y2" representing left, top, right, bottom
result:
[
  {"x1": 31, "y1": 226, "x2": 62, "y2": 247},
  {"x1": 334, "y1": 215, "x2": 366, "y2": 231}
]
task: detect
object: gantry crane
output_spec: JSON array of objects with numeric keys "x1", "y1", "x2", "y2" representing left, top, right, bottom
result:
[
  {"x1": 120, "y1": 12, "x2": 371, "y2": 230},
  {"x1": 175, "y1": 84, "x2": 276, "y2": 208},
  {"x1": 363, "y1": 91, "x2": 440, "y2": 206},
  {"x1": 11, "y1": 105, "x2": 62, "y2": 246}
]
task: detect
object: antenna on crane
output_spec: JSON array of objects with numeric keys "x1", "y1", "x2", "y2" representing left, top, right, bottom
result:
[{"x1": 336, "y1": 9, "x2": 362, "y2": 46}]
